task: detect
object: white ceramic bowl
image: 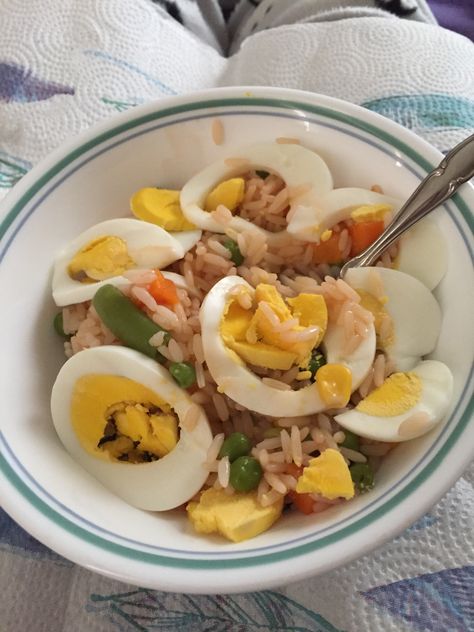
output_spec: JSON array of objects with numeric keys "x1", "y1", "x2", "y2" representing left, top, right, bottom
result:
[{"x1": 1, "y1": 87, "x2": 473, "y2": 594}]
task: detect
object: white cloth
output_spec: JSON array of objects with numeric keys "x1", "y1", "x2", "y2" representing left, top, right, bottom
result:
[
  {"x1": 0, "y1": 2, "x2": 473, "y2": 631},
  {"x1": 0, "y1": 0, "x2": 473, "y2": 205}
]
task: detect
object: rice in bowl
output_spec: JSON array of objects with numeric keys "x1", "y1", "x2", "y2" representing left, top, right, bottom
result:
[{"x1": 50, "y1": 139, "x2": 453, "y2": 543}]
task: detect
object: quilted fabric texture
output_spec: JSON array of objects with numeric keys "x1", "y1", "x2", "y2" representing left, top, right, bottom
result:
[{"x1": 0, "y1": 1, "x2": 473, "y2": 630}]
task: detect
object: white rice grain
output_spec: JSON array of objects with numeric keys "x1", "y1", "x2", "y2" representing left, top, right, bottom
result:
[
  {"x1": 264, "y1": 472, "x2": 287, "y2": 494},
  {"x1": 212, "y1": 118, "x2": 224, "y2": 145},
  {"x1": 149, "y1": 331, "x2": 166, "y2": 347},
  {"x1": 206, "y1": 433, "x2": 225, "y2": 465},
  {"x1": 339, "y1": 447, "x2": 367, "y2": 463},
  {"x1": 218, "y1": 456, "x2": 230, "y2": 487},
  {"x1": 195, "y1": 361, "x2": 206, "y2": 389},
  {"x1": 261, "y1": 377, "x2": 292, "y2": 391},
  {"x1": 181, "y1": 404, "x2": 201, "y2": 432},
  {"x1": 291, "y1": 425, "x2": 303, "y2": 466},
  {"x1": 260, "y1": 490, "x2": 284, "y2": 507},
  {"x1": 167, "y1": 338, "x2": 184, "y2": 363},
  {"x1": 212, "y1": 393, "x2": 230, "y2": 421},
  {"x1": 280, "y1": 429, "x2": 292, "y2": 463}
]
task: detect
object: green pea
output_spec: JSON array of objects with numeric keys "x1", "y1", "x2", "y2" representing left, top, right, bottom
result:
[
  {"x1": 223, "y1": 238, "x2": 244, "y2": 266},
  {"x1": 169, "y1": 362, "x2": 196, "y2": 389},
  {"x1": 219, "y1": 432, "x2": 252, "y2": 462},
  {"x1": 229, "y1": 456, "x2": 263, "y2": 492},
  {"x1": 92, "y1": 284, "x2": 169, "y2": 361},
  {"x1": 308, "y1": 349, "x2": 326, "y2": 376},
  {"x1": 349, "y1": 463, "x2": 374, "y2": 493},
  {"x1": 255, "y1": 170, "x2": 270, "y2": 179},
  {"x1": 341, "y1": 430, "x2": 360, "y2": 451},
  {"x1": 53, "y1": 312, "x2": 68, "y2": 338}
]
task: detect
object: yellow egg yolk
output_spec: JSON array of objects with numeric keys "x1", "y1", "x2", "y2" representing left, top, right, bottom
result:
[
  {"x1": 68, "y1": 236, "x2": 134, "y2": 283},
  {"x1": 204, "y1": 178, "x2": 245, "y2": 213},
  {"x1": 219, "y1": 284, "x2": 328, "y2": 371},
  {"x1": 187, "y1": 488, "x2": 283, "y2": 542},
  {"x1": 71, "y1": 374, "x2": 178, "y2": 462},
  {"x1": 295, "y1": 448, "x2": 354, "y2": 499},
  {"x1": 356, "y1": 289, "x2": 394, "y2": 348},
  {"x1": 350, "y1": 203, "x2": 392, "y2": 223},
  {"x1": 356, "y1": 371, "x2": 422, "y2": 416},
  {"x1": 315, "y1": 363, "x2": 352, "y2": 407},
  {"x1": 130, "y1": 187, "x2": 196, "y2": 231}
]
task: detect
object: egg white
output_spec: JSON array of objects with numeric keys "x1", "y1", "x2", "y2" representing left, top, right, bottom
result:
[
  {"x1": 52, "y1": 218, "x2": 187, "y2": 306},
  {"x1": 286, "y1": 187, "x2": 402, "y2": 243},
  {"x1": 395, "y1": 218, "x2": 447, "y2": 290},
  {"x1": 200, "y1": 276, "x2": 376, "y2": 417},
  {"x1": 168, "y1": 229, "x2": 202, "y2": 254},
  {"x1": 180, "y1": 142, "x2": 333, "y2": 245},
  {"x1": 335, "y1": 360, "x2": 453, "y2": 442},
  {"x1": 344, "y1": 266, "x2": 442, "y2": 371},
  {"x1": 50, "y1": 346, "x2": 213, "y2": 511},
  {"x1": 322, "y1": 319, "x2": 376, "y2": 390}
]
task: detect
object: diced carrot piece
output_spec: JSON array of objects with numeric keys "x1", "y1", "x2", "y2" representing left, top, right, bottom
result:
[
  {"x1": 286, "y1": 464, "x2": 314, "y2": 514},
  {"x1": 288, "y1": 490, "x2": 314, "y2": 515},
  {"x1": 286, "y1": 463, "x2": 304, "y2": 478},
  {"x1": 348, "y1": 220, "x2": 385, "y2": 256},
  {"x1": 312, "y1": 232, "x2": 343, "y2": 264},
  {"x1": 147, "y1": 270, "x2": 179, "y2": 306}
]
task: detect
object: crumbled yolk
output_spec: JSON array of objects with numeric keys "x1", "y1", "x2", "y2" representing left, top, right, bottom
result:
[
  {"x1": 68, "y1": 236, "x2": 134, "y2": 283},
  {"x1": 350, "y1": 203, "x2": 392, "y2": 223},
  {"x1": 320, "y1": 229, "x2": 333, "y2": 242},
  {"x1": 295, "y1": 449, "x2": 354, "y2": 499},
  {"x1": 356, "y1": 371, "x2": 422, "y2": 416},
  {"x1": 204, "y1": 178, "x2": 245, "y2": 213},
  {"x1": 187, "y1": 488, "x2": 283, "y2": 542},
  {"x1": 356, "y1": 289, "x2": 394, "y2": 348},
  {"x1": 315, "y1": 363, "x2": 352, "y2": 407},
  {"x1": 220, "y1": 284, "x2": 328, "y2": 371},
  {"x1": 131, "y1": 187, "x2": 196, "y2": 231},
  {"x1": 71, "y1": 374, "x2": 178, "y2": 462}
]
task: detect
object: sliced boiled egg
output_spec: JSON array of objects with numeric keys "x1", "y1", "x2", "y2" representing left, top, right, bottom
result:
[
  {"x1": 52, "y1": 218, "x2": 192, "y2": 306},
  {"x1": 199, "y1": 276, "x2": 376, "y2": 417},
  {"x1": 287, "y1": 187, "x2": 402, "y2": 243},
  {"x1": 323, "y1": 319, "x2": 376, "y2": 390},
  {"x1": 50, "y1": 345, "x2": 213, "y2": 510},
  {"x1": 169, "y1": 229, "x2": 202, "y2": 254},
  {"x1": 344, "y1": 267, "x2": 442, "y2": 371},
  {"x1": 180, "y1": 142, "x2": 333, "y2": 245},
  {"x1": 395, "y1": 218, "x2": 447, "y2": 290},
  {"x1": 335, "y1": 360, "x2": 453, "y2": 442}
]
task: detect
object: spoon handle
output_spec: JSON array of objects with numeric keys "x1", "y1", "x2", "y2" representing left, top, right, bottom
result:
[{"x1": 341, "y1": 133, "x2": 474, "y2": 275}]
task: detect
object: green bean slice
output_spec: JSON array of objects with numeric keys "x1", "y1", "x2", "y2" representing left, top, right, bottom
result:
[
  {"x1": 169, "y1": 362, "x2": 196, "y2": 389},
  {"x1": 92, "y1": 284, "x2": 168, "y2": 360}
]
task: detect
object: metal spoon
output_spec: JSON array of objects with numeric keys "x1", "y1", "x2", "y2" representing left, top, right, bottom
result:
[{"x1": 340, "y1": 133, "x2": 474, "y2": 277}]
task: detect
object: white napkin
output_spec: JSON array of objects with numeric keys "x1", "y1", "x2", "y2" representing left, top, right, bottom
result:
[
  {"x1": 1, "y1": 0, "x2": 473, "y2": 203},
  {"x1": 0, "y1": 1, "x2": 473, "y2": 630}
]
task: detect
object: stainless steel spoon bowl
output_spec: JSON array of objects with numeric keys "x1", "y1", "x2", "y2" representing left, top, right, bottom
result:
[{"x1": 340, "y1": 133, "x2": 474, "y2": 278}]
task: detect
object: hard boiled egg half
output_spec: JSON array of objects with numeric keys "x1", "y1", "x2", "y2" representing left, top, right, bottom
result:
[
  {"x1": 180, "y1": 142, "x2": 333, "y2": 245},
  {"x1": 394, "y1": 217, "x2": 448, "y2": 290},
  {"x1": 344, "y1": 267, "x2": 442, "y2": 371},
  {"x1": 51, "y1": 345, "x2": 213, "y2": 510},
  {"x1": 287, "y1": 188, "x2": 447, "y2": 290},
  {"x1": 335, "y1": 360, "x2": 453, "y2": 441},
  {"x1": 52, "y1": 218, "x2": 201, "y2": 306},
  {"x1": 287, "y1": 186, "x2": 402, "y2": 243},
  {"x1": 199, "y1": 276, "x2": 376, "y2": 417}
]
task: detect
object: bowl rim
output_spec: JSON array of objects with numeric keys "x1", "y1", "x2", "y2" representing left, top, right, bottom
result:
[{"x1": 1, "y1": 86, "x2": 473, "y2": 593}]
